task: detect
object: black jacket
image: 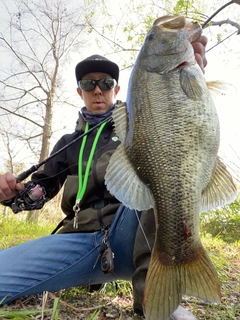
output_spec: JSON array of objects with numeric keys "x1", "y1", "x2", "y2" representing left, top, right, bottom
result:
[{"x1": 28, "y1": 112, "x2": 121, "y2": 233}]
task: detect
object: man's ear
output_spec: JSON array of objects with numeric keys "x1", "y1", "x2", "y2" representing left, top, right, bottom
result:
[
  {"x1": 77, "y1": 87, "x2": 83, "y2": 99},
  {"x1": 114, "y1": 85, "x2": 120, "y2": 97}
]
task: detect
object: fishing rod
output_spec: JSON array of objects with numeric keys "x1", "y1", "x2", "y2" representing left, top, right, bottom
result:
[
  {"x1": 16, "y1": 116, "x2": 113, "y2": 182},
  {"x1": 11, "y1": 116, "x2": 113, "y2": 213}
]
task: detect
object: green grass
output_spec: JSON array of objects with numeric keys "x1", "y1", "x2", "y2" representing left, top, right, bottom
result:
[
  {"x1": 0, "y1": 214, "x2": 55, "y2": 250},
  {"x1": 200, "y1": 203, "x2": 240, "y2": 243},
  {"x1": 0, "y1": 308, "x2": 52, "y2": 319},
  {"x1": 0, "y1": 198, "x2": 240, "y2": 319}
]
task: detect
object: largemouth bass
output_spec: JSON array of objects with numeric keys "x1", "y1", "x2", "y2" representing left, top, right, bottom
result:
[{"x1": 105, "y1": 15, "x2": 237, "y2": 320}]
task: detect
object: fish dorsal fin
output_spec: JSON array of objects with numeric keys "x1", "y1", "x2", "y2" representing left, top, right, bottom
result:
[
  {"x1": 201, "y1": 156, "x2": 238, "y2": 213},
  {"x1": 206, "y1": 80, "x2": 230, "y2": 94},
  {"x1": 105, "y1": 103, "x2": 154, "y2": 211}
]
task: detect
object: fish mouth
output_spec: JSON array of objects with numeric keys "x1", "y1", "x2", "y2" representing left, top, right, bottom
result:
[
  {"x1": 175, "y1": 61, "x2": 188, "y2": 69},
  {"x1": 170, "y1": 60, "x2": 196, "y2": 72},
  {"x1": 153, "y1": 15, "x2": 202, "y2": 43},
  {"x1": 158, "y1": 49, "x2": 186, "y2": 56}
]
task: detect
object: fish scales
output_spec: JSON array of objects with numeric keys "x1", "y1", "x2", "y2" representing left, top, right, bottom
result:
[
  {"x1": 105, "y1": 15, "x2": 237, "y2": 320},
  {"x1": 127, "y1": 69, "x2": 219, "y2": 262}
]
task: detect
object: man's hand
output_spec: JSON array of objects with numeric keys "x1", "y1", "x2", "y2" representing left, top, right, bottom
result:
[
  {"x1": 0, "y1": 172, "x2": 24, "y2": 202},
  {"x1": 192, "y1": 35, "x2": 208, "y2": 73}
]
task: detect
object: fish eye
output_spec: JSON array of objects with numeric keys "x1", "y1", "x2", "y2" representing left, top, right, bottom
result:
[{"x1": 148, "y1": 33, "x2": 156, "y2": 41}]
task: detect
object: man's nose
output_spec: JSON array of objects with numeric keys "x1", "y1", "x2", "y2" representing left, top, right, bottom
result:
[{"x1": 93, "y1": 85, "x2": 102, "y2": 94}]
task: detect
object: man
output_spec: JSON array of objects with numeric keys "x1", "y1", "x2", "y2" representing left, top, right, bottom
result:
[{"x1": 0, "y1": 36, "x2": 208, "y2": 319}]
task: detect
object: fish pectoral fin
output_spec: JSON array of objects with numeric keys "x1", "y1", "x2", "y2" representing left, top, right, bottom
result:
[
  {"x1": 106, "y1": 101, "x2": 154, "y2": 210},
  {"x1": 105, "y1": 143, "x2": 154, "y2": 211},
  {"x1": 201, "y1": 156, "x2": 238, "y2": 213},
  {"x1": 144, "y1": 245, "x2": 221, "y2": 320},
  {"x1": 180, "y1": 66, "x2": 206, "y2": 100}
]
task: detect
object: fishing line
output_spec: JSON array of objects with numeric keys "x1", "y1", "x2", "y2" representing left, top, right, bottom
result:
[
  {"x1": 206, "y1": 30, "x2": 238, "y2": 53},
  {"x1": 134, "y1": 209, "x2": 152, "y2": 253}
]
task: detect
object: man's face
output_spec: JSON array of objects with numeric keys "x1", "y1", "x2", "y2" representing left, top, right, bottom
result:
[{"x1": 77, "y1": 72, "x2": 120, "y2": 113}]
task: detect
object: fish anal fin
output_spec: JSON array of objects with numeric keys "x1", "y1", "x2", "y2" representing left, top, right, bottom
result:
[
  {"x1": 201, "y1": 156, "x2": 238, "y2": 213},
  {"x1": 143, "y1": 244, "x2": 221, "y2": 320}
]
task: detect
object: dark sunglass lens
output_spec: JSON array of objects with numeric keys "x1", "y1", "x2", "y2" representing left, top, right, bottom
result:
[
  {"x1": 98, "y1": 79, "x2": 115, "y2": 90},
  {"x1": 79, "y1": 80, "x2": 95, "y2": 91},
  {"x1": 78, "y1": 79, "x2": 116, "y2": 91}
]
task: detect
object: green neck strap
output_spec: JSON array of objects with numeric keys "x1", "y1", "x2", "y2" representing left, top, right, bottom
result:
[{"x1": 76, "y1": 120, "x2": 108, "y2": 201}]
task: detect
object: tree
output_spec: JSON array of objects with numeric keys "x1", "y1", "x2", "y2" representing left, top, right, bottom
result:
[
  {"x1": 0, "y1": 0, "x2": 95, "y2": 168},
  {"x1": 0, "y1": 0, "x2": 239, "y2": 219},
  {"x1": 1, "y1": 0, "x2": 239, "y2": 171},
  {"x1": 0, "y1": 0, "x2": 101, "y2": 220}
]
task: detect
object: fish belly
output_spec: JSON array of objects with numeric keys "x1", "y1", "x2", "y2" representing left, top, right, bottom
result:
[{"x1": 126, "y1": 70, "x2": 221, "y2": 320}]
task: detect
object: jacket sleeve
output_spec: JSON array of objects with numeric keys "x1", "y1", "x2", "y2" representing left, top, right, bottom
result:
[
  {"x1": 1, "y1": 133, "x2": 77, "y2": 212},
  {"x1": 31, "y1": 134, "x2": 74, "y2": 199}
]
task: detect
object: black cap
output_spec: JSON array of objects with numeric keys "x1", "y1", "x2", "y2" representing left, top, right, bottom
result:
[{"x1": 75, "y1": 54, "x2": 119, "y2": 82}]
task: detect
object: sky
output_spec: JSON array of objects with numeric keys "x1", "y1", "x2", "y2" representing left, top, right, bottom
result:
[
  {"x1": 53, "y1": 5, "x2": 240, "y2": 180},
  {"x1": 0, "y1": 0, "x2": 240, "y2": 180},
  {"x1": 203, "y1": 31, "x2": 240, "y2": 180}
]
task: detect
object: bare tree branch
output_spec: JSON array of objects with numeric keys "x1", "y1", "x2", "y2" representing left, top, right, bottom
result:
[
  {"x1": 85, "y1": 20, "x2": 139, "y2": 53},
  {"x1": 0, "y1": 105, "x2": 43, "y2": 128},
  {"x1": 0, "y1": 0, "x2": 92, "y2": 167},
  {"x1": 206, "y1": 19, "x2": 240, "y2": 35},
  {"x1": 202, "y1": 0, "x2": 240, "y2": 28}
]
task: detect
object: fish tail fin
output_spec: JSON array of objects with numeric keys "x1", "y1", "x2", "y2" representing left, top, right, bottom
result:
[
  {"x1": 143, "y1": 245, "x2": 221, "y2": 320},
  {"x1": 143, "y1": 249, "x2": 181, "y2": 320}
]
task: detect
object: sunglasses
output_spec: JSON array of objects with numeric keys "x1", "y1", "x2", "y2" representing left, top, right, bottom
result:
[{"x1": 78, "y1": 78, "x2": 117, "y2": 91}]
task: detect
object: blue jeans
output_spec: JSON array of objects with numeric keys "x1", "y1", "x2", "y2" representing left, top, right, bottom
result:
[{"x1": 0, "y1": 205, "x2": 141, "y2": 305}]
